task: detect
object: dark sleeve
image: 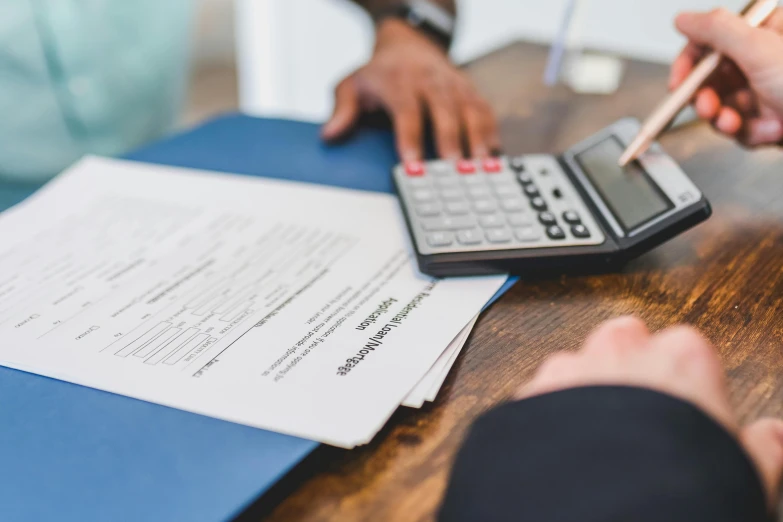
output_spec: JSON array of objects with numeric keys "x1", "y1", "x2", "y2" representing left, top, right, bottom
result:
[{"x1": 439, "y1": 386, "x2": 770, "y2": 522}]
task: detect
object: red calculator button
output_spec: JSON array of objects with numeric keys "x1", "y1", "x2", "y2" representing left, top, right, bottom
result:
[
  {"x1": 405, "y1": 161, "x2": 425, "y2": 177},
  {"x1": 457, "y1": 159, "x2": 476, "y2": 174},
  {"x1": 482, "y1": 158, "x2": 502, "y2": 173}
]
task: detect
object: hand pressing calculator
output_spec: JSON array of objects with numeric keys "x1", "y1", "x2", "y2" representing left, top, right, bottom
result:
[{"x1": 393, "y1": 118, "x2": 711, "y2": 277}]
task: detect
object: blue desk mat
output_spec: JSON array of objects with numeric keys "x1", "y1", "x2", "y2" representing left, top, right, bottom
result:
[{"x1": 0, "y1": 114, "x2": 516, "y2": 521}]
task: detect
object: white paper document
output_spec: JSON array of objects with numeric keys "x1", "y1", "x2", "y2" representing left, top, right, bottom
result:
[
  {"x1": 0, "y1": 157, "x2": 506, "y2": 447},
  {"x1": 402, "y1": 315, "x2": 477, "y2": 408}
]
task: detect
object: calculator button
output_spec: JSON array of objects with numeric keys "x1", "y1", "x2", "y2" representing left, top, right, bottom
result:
[
  {"x1": 445, "y1": 201, "x2": 471, "y2": 215},
  {"x1": 457, "y1": 160, "x2": 477, "y2": 174},
  {"x1": 407, "y1": 177, "x2": 430, "y2": 188},
  {"x1": 493, "y1": 184, "x2": 521, "y2": 198},
  {"x1": 462, "y1": 175, "x2": 484, "y2": 186},
  {"x1": 479, "y1": 214, "x2": 505, "y2": 228},
  {"x1": 571, "y1": 224, "x2": 592, "y2": 238},
  {"x1": 517, "y1": 171, "x2": 534, "y2": 185},
  {"x1": 467, "y1": 186, "x2": 492, "y2": 199},
  {"x1": 500, "y1": 199, "x2": 527, "y2": 213},
  {"x1": 508, "y1": 213, "x2": 533, "y2": 227},
  {"x1": 422, "y1": 216, "x2": 476, "y2": 231},
  {"x1": 538, "y1": 211, "x2": 557, "y2": 226},
  {"x1": 485, "y1": 228, "x2": 512, "y2": 243},
  {"x1": 546, "y1": 225, "x2": 566, "y2": 240},
  {"x1": 436, "y1": 177, "x2": 459, "y2": 188},
  {"x1": 482, "y1": 158, "x2": 503, "y2": 173},
  {"x1": 530, "y1": 197, "x2": 547, "y2": 211},
  {"x1": 415, "y1": 203, "x2": 441, "y2": 217},
  {"x1": 488, "y1": 173, "x2": 515, "y2": 185},
  {"x1": 473, "y1": 200, "x2": 497, "y2": 214},
  {"x1": 405, "y1": 161, "x2": 425, "y2": 176},
  {"x1": 509, "y1": 157, "x2": 526, "y2": 171},
  {"x1": 523, "y1": 185, "x2": 540, "y2": 198},
  {"x1": 514, "y1": 226, "x2": 541, "y2": 242},
  {"x1": 412, "y1": 189, "x2": 436, "y2": 202},
  {"x1": 429, "y1": 163, "x2": 451, "y2": 176},
  {"x1": 427, "y1": 232, "x2": 454, "y2": 247},
  {"x1": 457, "y1": 229, "x2": 483, "y2": 245},
  {"x1": 562, "y1": 210, "x2": 582, "y2": 224},
  {"x1": 441, "y1": 188, "x2": 464, "y2": 201}
]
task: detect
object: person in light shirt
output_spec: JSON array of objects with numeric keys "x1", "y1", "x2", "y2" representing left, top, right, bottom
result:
[
  {"x1": 440, "y1": 8, "x2": 783, "y2": 522},
  {"x1": 2, "y1": 0, "x2": 496, "y2": 183}
]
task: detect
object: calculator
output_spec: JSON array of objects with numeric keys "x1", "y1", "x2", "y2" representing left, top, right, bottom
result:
[{"x1": 392, "y1": 118, "x2": 711, "y2": 277}]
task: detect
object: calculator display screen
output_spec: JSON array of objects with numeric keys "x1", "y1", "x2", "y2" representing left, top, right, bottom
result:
[{"x1": 576, "y1": 137, "x2": 673, "y2": 232}]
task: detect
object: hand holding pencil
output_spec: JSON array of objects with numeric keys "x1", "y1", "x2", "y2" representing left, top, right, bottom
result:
[
  {"x1": 670, "y1": 4, "x2": 783, "y2": 147},
  {"x1": 620, "y1": 1, "x2": 783, "y2": 166}
]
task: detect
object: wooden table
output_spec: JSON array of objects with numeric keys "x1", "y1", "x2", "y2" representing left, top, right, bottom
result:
[{"x1": 240, "y1": 41, "x2": 783, "y2": 522}]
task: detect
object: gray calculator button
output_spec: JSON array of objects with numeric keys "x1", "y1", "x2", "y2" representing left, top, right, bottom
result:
[
  {"x1": 488, "y1": 173, "x2": 515, "y2": 185},
  {"x1": 473, "y1": 200, "x2": 497, "y2": 214},
  {"x1": 457, "y1": 229, "x2": 483, "y2": 245},
  {"x1": 523, "y1": 185, "x2": 540, "y2": 198},
  {"x1": 485, "y1": 228, "x2": 512, "y2": 243},
  {"x1": 412, "y1": 189, "x2": 436, "y2": 202},
  {"x1": 415, "y1": 203, "x2": 441, "y2": 217},
  {"x1": 500, "y1": 199, "x2": 526, "y2": 212},
  {"x1": 494, "y1": 184, "x2": 521, "y2": 198},
  {"x1": 441, "y1": 188, "x2": 464, "y2": 201},
  {"x1": 538, "y1": 211, "x2": 557, "y2": 226},
  {"x1": 429, "y1": 163, "x2": 452, "y2": 176},
  {"x1": 571, "y1": 224, "x2": 591, "y2": 238},
  {"x1": 507, "y1": 213, "x2": 533, "y2": 227},
  {"x1": 530, "y1": 197, "x2": 547, "y2": 211},
  {"x1": 422, "y1": 216, "x2": 476, "y2": 231},
  {"x1": 546, "y1": 225, "x2": 566, "y2": 240},
  {"x1": 514, "y1": 226, "x2": 541, "y2": 242},
  {"x1": 407, "y1": 178, "x2": 430, "y2": 188},
  {"x1": 479, "y1": 214, "x2": 505, "y2": 228},
  {"x1": 427, "y1": 232, "x2": 454, "y2": 247},
  {"x1": 462, "y1": 176, "x2": 485, "y2": 186},
  {"x1": 445, "y1": 201, "x2": 471, "y2": 215},
  {"x1": 468, "y1": 186, "x2": 491, "y2": 199},
  {"x1": 563, "y1": 210, "x2": 581, "y2": 224},
  {"x1": 436, "y1": 177, "x2": 459, "y2": 188}
]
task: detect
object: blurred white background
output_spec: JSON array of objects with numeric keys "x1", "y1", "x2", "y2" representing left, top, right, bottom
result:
[{"x1": 188, "y1": 0, "x2": 745, "y2": 125}]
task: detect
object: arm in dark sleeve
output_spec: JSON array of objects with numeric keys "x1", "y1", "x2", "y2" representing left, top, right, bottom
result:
[{"x1": 439, "y1": 386, "x2": 770, "y2": 522}]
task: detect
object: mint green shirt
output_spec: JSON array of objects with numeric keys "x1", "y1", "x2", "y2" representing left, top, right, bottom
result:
[{"x1": 0, "y1": 1, "x2": 193, "y2": 183}]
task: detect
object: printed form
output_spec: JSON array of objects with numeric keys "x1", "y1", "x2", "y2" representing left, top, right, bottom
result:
[{"x1": 0, "y1": 157, "x2": 506, "y2": 447}]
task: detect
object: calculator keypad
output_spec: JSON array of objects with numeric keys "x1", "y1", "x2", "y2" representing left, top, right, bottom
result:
[{"x1": 395, "y1": 156, "x2": 605, "y2": 256}]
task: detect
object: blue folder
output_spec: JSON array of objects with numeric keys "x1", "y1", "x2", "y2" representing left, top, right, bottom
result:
[{"x1": 0, "y1": 114, "x2": 515, "y2": 522}]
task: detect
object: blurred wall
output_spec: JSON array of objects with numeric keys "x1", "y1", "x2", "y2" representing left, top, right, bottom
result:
[
  {"x1": 193, "y1": 0, "x2": 236, "y2": 66},
  {"x1": 236, "y1": 0, "x2": 746, "y2": 122}
]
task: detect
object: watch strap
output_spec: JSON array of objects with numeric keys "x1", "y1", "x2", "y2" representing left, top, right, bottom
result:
[{"x1": 374, "y1": 1, "x2": 455, "y2": 49}]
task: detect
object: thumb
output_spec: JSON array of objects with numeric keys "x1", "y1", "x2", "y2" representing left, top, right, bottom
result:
[
  {"x1": 322, "y1": 77, "x2": 361, "y2": 141},
  {"x1": 739, "y1": 418, "x2": 783, "y2": 509},
  {"x1": 675, "y1": 9, "x2": 772, "y2": 77}
]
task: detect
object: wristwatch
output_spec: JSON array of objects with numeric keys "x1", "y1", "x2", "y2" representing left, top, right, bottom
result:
[{"x1": 374, "y1": 1, "x2": 456, "y2": 49}]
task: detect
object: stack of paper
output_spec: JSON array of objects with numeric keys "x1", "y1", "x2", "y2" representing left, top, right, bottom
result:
[{"x1": 0, "y1": 158, "x2": 507, "y2": 448}]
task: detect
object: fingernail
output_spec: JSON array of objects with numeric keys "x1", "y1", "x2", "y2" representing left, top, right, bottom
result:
[{"x1": 757, "y1": 120, "x2": 783, "y2": 140}]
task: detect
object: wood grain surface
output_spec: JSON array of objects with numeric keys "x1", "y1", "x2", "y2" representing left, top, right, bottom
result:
[{"x1": 238, "y1": 41, "x2": 783, "y2": 522}]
